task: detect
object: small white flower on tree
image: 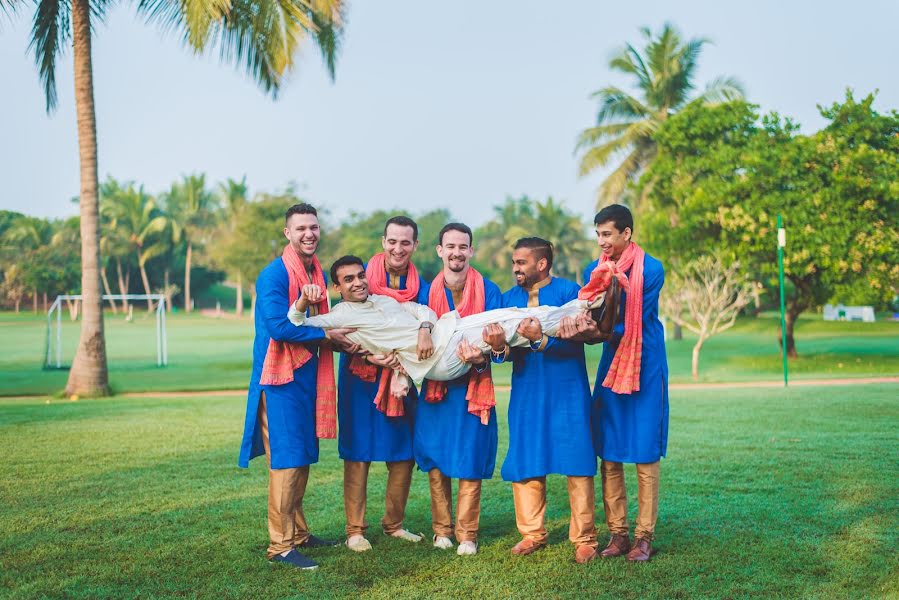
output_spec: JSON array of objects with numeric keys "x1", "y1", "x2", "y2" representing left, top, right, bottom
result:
[{"x1": 661, "y1": 256, "x2": 753, "y2": 381}]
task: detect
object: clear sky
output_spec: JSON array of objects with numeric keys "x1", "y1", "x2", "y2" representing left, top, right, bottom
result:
[{"x1": 2, "y1": 0, "x2": 897, "y2": 227}]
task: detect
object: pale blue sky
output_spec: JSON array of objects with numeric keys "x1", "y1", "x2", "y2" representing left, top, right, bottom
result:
[{"x1": 2, "y1": 0, "x2": 897, "y2": 227}]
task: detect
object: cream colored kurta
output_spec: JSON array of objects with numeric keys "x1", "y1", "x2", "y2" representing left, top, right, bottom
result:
[{"x1": 288, "y1": 294, "x2": 588, "y2": 385}]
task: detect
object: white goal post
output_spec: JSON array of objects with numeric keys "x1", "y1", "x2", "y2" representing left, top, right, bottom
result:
[{"x1": 45, "y1": 294, "x2": 168, "y2": 368}]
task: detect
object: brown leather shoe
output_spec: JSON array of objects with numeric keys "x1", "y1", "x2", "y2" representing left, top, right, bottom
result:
[
  {"x1": 626, "y1": 537, "x2": 652, "y2": 561},
  {"x1": 511, "y1": 539, "x2": 544, "y2": 556},
  {"x1": 599, "y1": 534, "x2": 631, "y2": 558},
  {"x1": 575, "y1": 544, "x2": 598, "y2": 564}
]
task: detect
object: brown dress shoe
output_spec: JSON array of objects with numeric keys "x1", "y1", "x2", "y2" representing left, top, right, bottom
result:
[
  {"x1": 511, "y1": 539, "x2": 544, "y2": 556},
  {"x1": 599, "y1": 534, "x2": 631, "y2": 558},
  {"x1": 575, "y1": 544, "x2": 598, "y2": 564},
  {"x1": 626, "y1": 537, "x2": 652, "y2": 561}
]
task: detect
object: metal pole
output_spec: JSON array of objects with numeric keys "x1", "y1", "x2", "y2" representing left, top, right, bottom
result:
[
  {"x1": 56, "y1": 299, "x2": 62, "y2": 368},
  {"x1": 777, "y1": 214, "x2": 789, "y2": 387},
  {"x1": 161, "y1": 297, "x2": 168, "y2": 366},
  {"x1": 156, "y1": 301, "x2": 162, "y2": 367}
]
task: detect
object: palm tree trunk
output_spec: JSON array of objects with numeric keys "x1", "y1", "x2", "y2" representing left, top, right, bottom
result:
[
  {"x1": 250, "y1": 283, "x2": 257, "y2": 319},
  {"x1": 116, "y1": 258, "x2": 129, "y2": 312},
  {"x1": 184, "y1": 240, "x2": 192, "y2": 313},
  {"x1": 43, "y1": 292, "x2": 48, "y2": 312},
  {"x1": 100, "y1": 266, "x2": 117, "y2": 313},
  {"x1": 65, "y1": 0, "x2": 109, "y2": 397},
  {"x1": 33, "y1": 288, "x2": 38, "y2": 313},
  {"x1": 138, "y1": 252, "x2": 153, "y2": 312},
  {"x1": 235, "y1": 272, "x2": 243, "y2": 316}
]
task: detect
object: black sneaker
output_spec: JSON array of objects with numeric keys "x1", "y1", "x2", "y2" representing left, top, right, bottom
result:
[
  {"x1": 298, "y1": 534, "x2": 340, "y2": 548},
  {"x1": 270, "y1": 549, "x2": 318, "y2": 570}
]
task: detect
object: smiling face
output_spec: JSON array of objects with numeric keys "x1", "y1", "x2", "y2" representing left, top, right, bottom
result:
[
  {"x1": 284, "y1": 213, "x2": 321, "y2": 259},
  {"x1": 333, "y1": 263, "x2": 369, "y2": 302},
  {"x1": 595, "y1": 220, "x2": 631, "y2": 260},
  {"x1": 437, "y1": 229, "x2": 473, "y2": 274},
  {"x1": 381, "y1": 223, "x2": 419, "y2": 273},
  {"x1": 511, "y1": 247, "x2": 547, "y2": 288}
]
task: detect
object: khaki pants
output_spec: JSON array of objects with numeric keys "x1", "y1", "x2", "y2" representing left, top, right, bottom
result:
[
  {"x1": 343, "y1": 459, "x2": 414, "y2": 537},
  {"x1": 511, "y1": 476, "x2": 597, "y2": 548},
  {"x1": 428, "y1": 469, "x2": 483, "y2": 542},
  {"x1": 600, "y1": 460, "x2": 660, "y2": 540},
  {"x1": 259, "y1": 392, "x2": 310, "y2": 559}
]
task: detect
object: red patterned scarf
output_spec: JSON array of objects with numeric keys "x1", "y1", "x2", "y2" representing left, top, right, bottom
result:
[
  {"x1": 259, "y1": 245, "x2": 337, "y2": 438},
  {"x1": 424, "y1": 267, "x2": 495, "y2": 425},
  {"x1": 346, "y1": 253, "x2": 423, "y2": 417},
  {"x1": 584, "y1": 242, "x2": 645, "y2": 394}
]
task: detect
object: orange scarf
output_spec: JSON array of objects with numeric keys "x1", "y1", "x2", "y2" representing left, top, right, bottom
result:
[
  {"x1": 259, "y1": 245, "x2": 337, "y2": 438},
  {"x1": 584, "y1": 242, "x2": 645, "y2": 394},
  {"x1": 424, "y1": 267, "x2": 495, "y2": 425},
  {"x1": 346, "y1": 253, "x2": 423, "y2": 417}
]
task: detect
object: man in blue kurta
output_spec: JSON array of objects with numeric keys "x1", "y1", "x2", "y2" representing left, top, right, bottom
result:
[
  {"x1": 340, "y1": 216, "x2": 431, "y2": 552},
  {"x1": 238, "y1": 203, "x2": 356, "y2": 570},
  {"x1": 496, "y1": 237, "x2": 598, "y2": 564},
  {"x1": 413, "y1": 222, "x2": 502, "y2": 556},
  {"x1": 567, "y1": 204, "x2": 668, "y2": 562}
]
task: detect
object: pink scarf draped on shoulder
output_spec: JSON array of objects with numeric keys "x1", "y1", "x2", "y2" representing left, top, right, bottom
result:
[
  {"x1": 578, "y1": 241, "x2": 645, "y2": 395},
  {"x1": 346, "y1": 252, "x2": 423, "y2": 417},
  {"x1": 424, "y1": 267, "x2": 495, "y2": 425},
  {"x1": 259, "y1": 245, "x2": 337, "y2": 438}
]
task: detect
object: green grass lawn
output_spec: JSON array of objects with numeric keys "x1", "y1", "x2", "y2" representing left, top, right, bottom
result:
[
  {"x1": 1, "y1": 311, "x2": 897, "y2": 396},
  {"x1": 0, "y1": 384, "x2": 896, "y2": 598}
]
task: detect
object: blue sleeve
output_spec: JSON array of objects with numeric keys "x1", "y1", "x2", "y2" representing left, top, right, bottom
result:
[
  {"x1": 484, "y1": 280, "x2": 503, "y2": 311},
  {"x1": 582, "y1": 259, "x2": 599, "y2": 287},
  {"x1": 641, "y1": 260, "x2": 664, "y2": 320},
  {"x1": 257, "y1": 266, "x2": 326, "y2": 344},
  {"x1": 417, "y1": 276, "x2": 430, "y2": 305}
]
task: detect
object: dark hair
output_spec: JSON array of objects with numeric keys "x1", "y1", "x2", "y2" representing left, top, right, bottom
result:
[
  {"x1": 593, "y1": 204, "x2": 633, "y2": 233},
  {"x1": 285, "y1": 203, "x2": 318, "y2": 222},
  {"x1": 329, "y1": 255, "x2": 364, "y2": 284},
  {"x1": 438, "y1": 222, "x2": 473, "y2": 246},
  {"x1": 513, "y1": 237, "x2": 554, "y2": 269},
  {"x1": 384, "y1": 215, "x2": 419, "y2": 241}
]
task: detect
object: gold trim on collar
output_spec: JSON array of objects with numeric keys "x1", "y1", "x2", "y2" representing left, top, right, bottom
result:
[{"x1": 526, "y1": 275, "x2": 552, "y2": 308}]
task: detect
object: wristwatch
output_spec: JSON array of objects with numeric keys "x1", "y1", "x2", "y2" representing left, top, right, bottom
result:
[{"x1": 419, "y1": 322, "x2": 434, "y2": 331}]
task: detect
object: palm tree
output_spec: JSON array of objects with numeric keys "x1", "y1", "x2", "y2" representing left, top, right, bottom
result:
[
  {"x1": 164, "y1": 174, "x2": 219, "y2": 313},
  {"x1": 218, "y1": 177, "x2": 249, "y2": 315},
  {"x1": 576, "y1": 23, "x2": 744, "y2": 210},
  {"x1": 101, "y1": 181, "x2": 169, "y2": 312},
  {"x1": 1, "y1": 0, "x2": 345, "y2": 396}
]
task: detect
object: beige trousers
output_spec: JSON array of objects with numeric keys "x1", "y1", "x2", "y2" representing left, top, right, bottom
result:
[
  {"x1": 428, "y1": 469, "x2": 483, "y2": 542},
  {"x1": 259, "y1": 392, "x2": 310, "y2": 559},
  {"x1": 511, "y1": 476, "x2": 597, "y2": 548},
  {"x1": 343, "y1": 459, "x2": 414, "y2": 537},
  {"x1": 600, "y1": 460, "x2": 660, "y2": 540}
]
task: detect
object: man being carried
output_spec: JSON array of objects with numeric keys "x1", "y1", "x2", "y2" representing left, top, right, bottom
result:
[{"x1": 338, "y1": 216, "x2": 430, "y2": 552}]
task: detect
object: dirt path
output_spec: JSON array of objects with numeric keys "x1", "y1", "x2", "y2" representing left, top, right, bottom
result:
[{"x1": 113, "y1": 376, "x2": 898, "y2": 399}]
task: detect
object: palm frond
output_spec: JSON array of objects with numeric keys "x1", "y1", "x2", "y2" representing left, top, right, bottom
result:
[
  {"x1": 573, "y1": 122, "x2": 633, "y2": 151},
  {"x1": 29, "y1": 0, "x2": 71, "y2": 112},
  {"x1": 695, "y1": 75, "x2": 745, "y2": 105},
  {"x1": 592, "y1": 86, "x2": 651, "y2": 123},
  {"x1": 596, "y1": 148, "x2": 643, "y2": 208},
  {"x1": 577, "y1": 133, "x2": 634, "y2": 177}
]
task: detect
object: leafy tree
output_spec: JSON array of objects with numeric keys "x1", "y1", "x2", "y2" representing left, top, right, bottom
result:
[
  {"x1": 474, "y1": 196, "x2": 592, "y2": 289},
  {"x1": 643, "y1": 92, "x2": 899, "y2": 356},
  {"x1": 163, "y1": 174, "x2": 219, "y2": 313},
  {"x1": 575, "y1": 23, "x2": 743, "y2": 210},
  {"x1": 1, "y1": 0, "x2": 345, "y2": 396}
]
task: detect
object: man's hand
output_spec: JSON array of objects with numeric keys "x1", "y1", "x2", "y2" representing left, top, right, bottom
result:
[
  {"x1": 516, "y1": 317, "x2": 543, "y2": 343},
  {"x1": 417, "y1": 327, "x2": 435, "y2": 361},
  {"x1": 481, "y1": 323, "x2": 507, "y2": 353},
  {"x1": 368, "y1": 353, "x2": 402, "y2": 370},
  {"x1": 295, "y1": 284, "x2": 323, "y2": 312},
  {"x1": 324, "y1": 327, "x2": 359, "y2": 353},
  {"x1": 456, "y1": 339, "x2": 487, "y2": 366},
  {"x1": 558, "y1": 313, "x2": 602, "y2": 343}
]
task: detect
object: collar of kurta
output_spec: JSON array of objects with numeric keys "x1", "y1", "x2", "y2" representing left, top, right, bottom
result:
[{"x1": 525, "y1": 275, "x2": 553, "y2": 307}]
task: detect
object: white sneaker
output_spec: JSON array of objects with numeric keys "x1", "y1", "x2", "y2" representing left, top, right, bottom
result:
[
  {"x1": 457, "y1": 541, "x2": 477, "y2": 555},
  {"x1": 390, "y1": 529, "x2": 423, "y2": 543},
  {"x1": 346, "y1": 535, "x2": 372, "y2": 552},
  {"x1": 433, "y1": 535, "x2": 454, "y2": 550}
]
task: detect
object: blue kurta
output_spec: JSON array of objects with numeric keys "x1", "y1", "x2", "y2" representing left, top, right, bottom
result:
[
  {"x1": 500, "y1": 277, "x2": 597, "y2": 482},
  {"x1": 338, "y1": 271, "x2": 430, "y2": 462},
  {"x1": 413, "y1": 276, "x2": 502, "y2": 480},
  {"x1": 238, "y1": 258, "x2": 327, "y2": 470},
  {"x1": 588, "y1": 254, "x2": 669, "y2": 464}
]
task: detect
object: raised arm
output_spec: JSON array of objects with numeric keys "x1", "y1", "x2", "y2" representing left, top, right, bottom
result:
[{"x1": 257, "y1": 267, "x2": 325, "y2": 344}]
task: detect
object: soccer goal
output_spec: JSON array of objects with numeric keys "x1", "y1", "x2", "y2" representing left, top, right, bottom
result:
[{"x1": 45, "y1": 294, "x2": 168, "y2": 369}]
